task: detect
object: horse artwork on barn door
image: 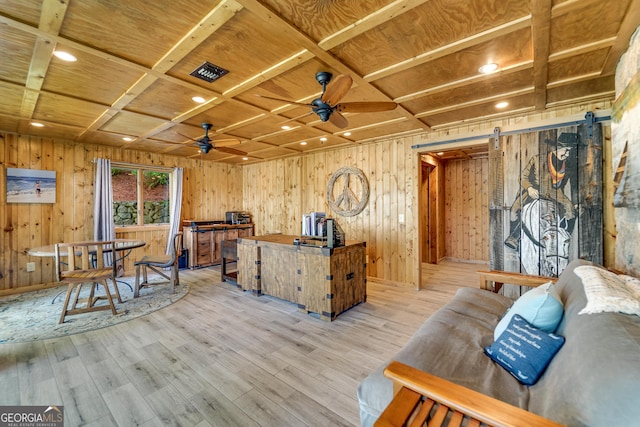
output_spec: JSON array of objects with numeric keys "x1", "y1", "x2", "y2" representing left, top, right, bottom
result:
[{"x1": 489, "y1": 121, "x2": 603, "y2": 288}]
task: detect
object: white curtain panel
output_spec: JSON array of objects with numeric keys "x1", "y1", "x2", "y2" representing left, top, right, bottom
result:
[
  {"x1": 94, "y1": 158, "x2": 116, "y2": 241},
  {"x1": 167, "y1": 167, "x2": 183, "y2": 254}
]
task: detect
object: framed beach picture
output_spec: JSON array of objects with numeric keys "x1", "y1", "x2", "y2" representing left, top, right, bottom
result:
[{"x1": 6, "y1": 168, "x2": 56, "y2": 204}]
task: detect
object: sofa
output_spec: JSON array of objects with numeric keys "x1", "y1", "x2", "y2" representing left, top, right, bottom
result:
[{"x1": 357, "y1": 259, "x2": 640, "y2": 426}]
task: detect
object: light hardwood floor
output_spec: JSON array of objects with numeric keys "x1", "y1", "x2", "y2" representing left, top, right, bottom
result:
[{"x1": 0, "y1": 261, "x2": 482, "y2": 426}]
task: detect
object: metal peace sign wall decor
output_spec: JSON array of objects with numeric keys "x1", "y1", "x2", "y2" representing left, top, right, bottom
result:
[{"x1": 326, "y1": 166, "x2": 370, "y2": 216}]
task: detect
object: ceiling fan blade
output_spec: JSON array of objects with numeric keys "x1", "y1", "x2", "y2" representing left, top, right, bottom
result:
[
  {"x1": 322, "y1": 74, "x2": 353, "y2": 106},
  {"x1": 279, "y1": 111, "x2": 314, "y2": 125},
  {"x1": 177, "y1": 132, "x2": 198, "y2": 142},
  {"x1": 255, "y1": 94, "x2": 311, "y2": 107},
  {"x1": 213, "y1": 139, "x2": 241, "y2": 147},
  {"x1": 215, "y1": 146, "x2": 248, "y2": 156},
  {"x1": 336, "y1": 102, "x2": 398, "y2": 113},
  {"x1": 328, "y1": 111, "x2": 349, "y2": 129}
]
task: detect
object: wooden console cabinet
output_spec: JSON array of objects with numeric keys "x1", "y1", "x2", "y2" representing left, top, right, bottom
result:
[
  {"x1": 237, "y1": 235, "x2": 366, "y2": 321},
  {"x1": 182, "y1": 222, "x2": 253, "y2": 269}
]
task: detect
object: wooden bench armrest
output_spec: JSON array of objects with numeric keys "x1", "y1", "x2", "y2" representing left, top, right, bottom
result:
[
  {"x1": 376, "y1": 361, "x2": 563, "y2": 427},
  {"x1": 477, "y1": 270, "x2": 557, "y2": 293}
]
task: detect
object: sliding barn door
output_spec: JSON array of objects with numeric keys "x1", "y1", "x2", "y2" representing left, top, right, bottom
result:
[{"x1": 489, "y1": 124, "x2": 603, "y2": 288}]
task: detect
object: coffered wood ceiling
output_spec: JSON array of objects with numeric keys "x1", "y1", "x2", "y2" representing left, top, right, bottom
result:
[{"x1": 1, "y1": 0, "x2": 638, "y2": 164}]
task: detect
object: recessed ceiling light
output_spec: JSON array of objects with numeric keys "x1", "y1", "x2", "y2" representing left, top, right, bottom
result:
[
  {"x1": 300, "y1": 141, "x2": 307, "y2": 145},
  {"x1": 31, "y1": 122, "x2": 44, "y2": 127},
  {"x1": 281, "y1": 125, "x2": 291, "y2": 130},
  {"x1": 53, "y1": 51, "x2": 77, "y2": 62},
  {"x1": 437, "y1": 152, "x2": 444, "y2": 156},
  {"x1": 495, "y1": 101, "x2": 509, "y2": 109},
  {"x1": 320, "y1": 137, "x2": 327, "y2": 142},
  {"x1": 122, "y1": 137, "x2": 133, "y2": 142},
  {"x1": 192, "y1": 96, "x2": 206, "y2": 103},
  {"x1": 478, "y1": 63, "x2": 498, "y2": 74},
  {"x1": 242, "y1": 157, "x2": 249, "y2": 161},
  {"x1": 343, "y1": 132, "x2": 351, "y2": 136}
]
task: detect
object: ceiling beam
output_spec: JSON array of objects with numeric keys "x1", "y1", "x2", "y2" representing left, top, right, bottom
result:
[
  {"x1": 394, "y1": 62, "x2": 532, "y2": 103},
  {"x1": 19, "y1": 0, "x2": 69, "y2": 121},
  {"x1": 415, "y1": 87, "x2": 535, "y2": 118},
  {"x1": 318, "y1": 0, "x2": 432, "y2": 50},
  {"x1": 79, "y1": 0, "x2": 244, "y2": 140},
  {"x1": 235, "y1": 0, "x2": 428, "y2": 131},
  {"x1": 531, "y1": 0, "x2": 552, "y2": 111},
  {"x1": 363, "y1": 16, "x2": 531, "y2": 82}
]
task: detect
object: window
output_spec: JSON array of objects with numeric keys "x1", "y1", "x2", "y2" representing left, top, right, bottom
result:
[{"x1": 111, "y1": 165, "x2": 171, "y2": 226}]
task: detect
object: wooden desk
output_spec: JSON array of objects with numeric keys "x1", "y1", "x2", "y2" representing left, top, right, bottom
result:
[{"x1": 237, "y1": 235, "x2": 367, "y2": 321}]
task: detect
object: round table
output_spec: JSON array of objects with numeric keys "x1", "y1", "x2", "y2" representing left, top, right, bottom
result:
[{"x1": 28, "y1": 239, "x2": 146, "y2": 257}]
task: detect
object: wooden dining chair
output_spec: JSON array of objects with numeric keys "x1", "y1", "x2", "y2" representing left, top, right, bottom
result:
[
  {"x1": 54, "y1": 241, "x2": 120, "y2": 324},
  {"x1": 134, "y1": 232, "x2": 182, "y2": 297}
]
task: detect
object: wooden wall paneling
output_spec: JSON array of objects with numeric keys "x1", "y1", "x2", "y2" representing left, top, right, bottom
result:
[
  {"x1": 4, "y1": 134, "x2": 19, "y2": 290},
  {"x1": 397, "y1": 140, "x2": 406, "y2": 284},
  {"x1": 455, "y1": 160, "x2": 464, "y2": 259},
  {"x1": 480, "y1": 157, "x2": 489, "y2": 261},
  {"x1": 462, "y1": 159, "x2": 471, "y2": 260},
  {"x1": 0, "y1": 134, "x2": 6, "y2": 290},
  {"x1": 443, "y1": 161, "x2": 452, "y2": 260},
  {"x1": 284, "y1": 157, "x2": 300, "y2": 237},
  {"x1": 0, "y1": 136, "x2": 8, "y2": 288},
  {"x1": 458, "y1": 160, "x2": 466, "y2": 259},
  {"x1": 269, "y1": 160, "x2": 281, "y2": 234},
  {"x1": 28, "y1": 136, "x2": 45, "y2": 285},
  {"x1": 405, "y1": 139, "x2": 418, "y2": 287},
  {"x1": 358, "y1": 143, "x2": 371, "y2": 276},
  {"x1": 270, "y1": 159, "x2": 290, "y2": 236},
  {"x1": 441, "y1": 157, "x2": 489, "y2": 263},
  {"x1": 265, "y1": 161, "x2": 276, "y2": 234},
  {"x1": 386, "y1": 140, "x2": 397, "y2": 282},
  {"x1": 16, "y1": 134, "x2": 32, "y2": 287},
  {"x1": 374, "y1": 142, "x2": 384, "y2": 279},
  {"x1": 426, "y1": 159, "x2": 437, "y2": 263},
  {"x1": 451, "y1": 160, "x2": 463, "y2": 259},
  {"x1": 419, "y1": 160, "x2": 429, "y2": 263},
  {"x1": 469, "y1": 159, "x2": 479, "y2": 260},
  {"x1": 62, "y1": 142, "x2": 75, "y2": 241},
  {"x1": 75, "y1": 143, "x2": 87, "y2": 241},
  {"x1": 436, "y1": 158, "x2": 446, "y2": 262}
]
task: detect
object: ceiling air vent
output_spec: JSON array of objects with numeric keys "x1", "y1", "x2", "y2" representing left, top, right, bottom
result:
[{"x1": 190, "y1": 62, "x2": 229, "y2": 83}]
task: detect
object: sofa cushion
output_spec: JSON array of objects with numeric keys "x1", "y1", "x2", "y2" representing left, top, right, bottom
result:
[
  {"x1": 494, "y1": 281, "x2": 564, "y2": 340},
  {"x1": 528, "y1": 259, "x2": 640, "y2": 427},
  {"x1": 357, "y1": 287, "x2": 525, "y2": 427},
  {"x1": 485, "y1": 314, "x2": 565, "y2": 386},
  {"x1": 574, "y1": 265, "x2": 640, "y2": 316}
]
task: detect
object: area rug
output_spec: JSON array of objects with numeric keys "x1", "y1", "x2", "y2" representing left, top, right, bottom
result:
[{"x1": 0, "y1": 276, "x2": 189, "y2": 344}]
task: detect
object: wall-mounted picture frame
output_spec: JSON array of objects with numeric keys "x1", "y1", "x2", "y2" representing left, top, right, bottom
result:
[{"x1": 6, "y1": 168, "x2": 56, "y2": 204}]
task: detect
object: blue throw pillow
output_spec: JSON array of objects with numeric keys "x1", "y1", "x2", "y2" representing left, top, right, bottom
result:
[
  {"x1": 485, "y1": 314, "x2": 565, "y2": 386},
  {"x1": 494, "y1": 281, "x2": 563, "y2": 341}
]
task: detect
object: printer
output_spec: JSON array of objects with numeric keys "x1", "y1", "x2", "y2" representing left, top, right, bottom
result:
[{"x1": 225, "y1": 211, "x2": 251, "y2": 224}]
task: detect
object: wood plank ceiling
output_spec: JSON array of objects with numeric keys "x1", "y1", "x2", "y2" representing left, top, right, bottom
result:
[{"x1": 1, "y1": 0, "x2": 638, "y2": 164}]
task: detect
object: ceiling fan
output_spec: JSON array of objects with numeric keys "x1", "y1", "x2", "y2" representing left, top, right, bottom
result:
[
  {"x1": 257, "y1": 72, "x2": 398, "y2": 129},
  {"x1": 180, "y1": 122, "x2": 247, "y2": 156}
]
